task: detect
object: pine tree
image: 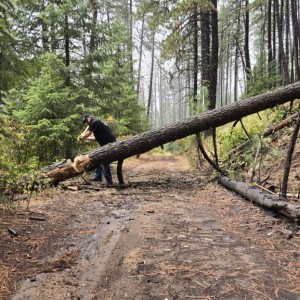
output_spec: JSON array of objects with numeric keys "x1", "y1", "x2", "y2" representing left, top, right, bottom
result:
[{"x1": 14, "y1": 53, "x2": 82, "y2": 162}]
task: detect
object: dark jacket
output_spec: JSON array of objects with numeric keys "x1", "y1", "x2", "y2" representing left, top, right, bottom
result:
[{"x1": 89, "y1": 119, "x2": 116, "y2": 146}]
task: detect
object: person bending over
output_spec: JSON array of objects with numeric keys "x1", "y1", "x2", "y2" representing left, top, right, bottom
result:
[{"x1": 79, "y1": 114, "x2": 116, "y2": 185}]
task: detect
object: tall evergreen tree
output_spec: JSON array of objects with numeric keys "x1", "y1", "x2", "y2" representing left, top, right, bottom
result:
[{"x1": 14, "y1": 53, "x2": 83, "y2": 161}]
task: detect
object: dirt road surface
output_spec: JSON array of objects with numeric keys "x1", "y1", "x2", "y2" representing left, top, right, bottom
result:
[{"x1": 1, "y1": 154, "x2": 300, "y2": 300}]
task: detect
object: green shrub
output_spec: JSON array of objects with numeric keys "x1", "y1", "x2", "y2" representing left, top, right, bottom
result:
[{"x1": 0, "y1": 117, "x2": 41, "y2": 205}]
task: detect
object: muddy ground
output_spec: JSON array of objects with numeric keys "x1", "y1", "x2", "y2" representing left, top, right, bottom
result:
[{"x1": 1, "y1": 154, "x2": 300, "y2": 300}]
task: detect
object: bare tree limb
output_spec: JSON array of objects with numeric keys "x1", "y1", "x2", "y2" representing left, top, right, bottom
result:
[{"x1": 281, "y1": 112, "x2": 300, "y2": 198}]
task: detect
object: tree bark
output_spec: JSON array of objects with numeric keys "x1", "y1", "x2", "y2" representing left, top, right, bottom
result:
[
  {"x1": 147, "y1": 30, "x2": 155, "y2": 119},
  {"x1": 193, "y1": 6, "x2": 198, "y2": 105},
  {"x1": 201, "y1": 9, "x2": 210, "y2": 89},
  {"x1": 42, "y1": 82, "x2": 300, "y2": 184},
  {"x1": 218, "y1": 176, "x2": 300, "y2": 222},
  {"x1": 244, "y1": 0, "x2": 251, "y2": 81},
  {"x1": 291, "y1": 0, "x2": 300, "y2": 81},
  {"x1": 267, "y1": 0, "x2": 273, "y2": 63},
  {"x1": 137, "y1": 13, "x2": 145, "y2": 96},
  {"x1": 275, "y1": 0, "x2": 289, "y2": 84},
  {"x1": 209, "y1": 0, "x2": 218, "y2": 111},
  {"x1": 64, "y1": 14, "x2": 71, "y2": 86}
]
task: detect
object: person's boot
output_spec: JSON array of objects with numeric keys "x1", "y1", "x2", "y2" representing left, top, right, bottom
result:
[{"x1": 91, "y1": 176, "x2": 102, "y2": 182}]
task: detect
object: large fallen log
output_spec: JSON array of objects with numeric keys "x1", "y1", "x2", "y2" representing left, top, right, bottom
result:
[
  {"x1": 218, "y1": 176, "x2": 300, "y2": 222},
  {"x1": 42, "y1": 82, "x2": 300, "y2": 184}
]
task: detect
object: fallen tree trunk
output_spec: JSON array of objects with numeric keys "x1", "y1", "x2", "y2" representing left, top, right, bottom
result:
[
  {"x1": 43, "y1": 82, "x2": 300, "y2": 184},
  {"x1": 218, "y1": 176, "x2": 300, "y2": 222}
]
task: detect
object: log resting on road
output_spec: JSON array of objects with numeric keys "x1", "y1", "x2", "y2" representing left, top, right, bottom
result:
[
  {"x1": 42, "y1": 81, "x2": 300, "y2": 185},
  {"x1": 218, "y1": 176, "x2": 300, "y2": 222}
]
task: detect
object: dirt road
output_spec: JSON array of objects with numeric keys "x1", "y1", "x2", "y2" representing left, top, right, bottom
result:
[{"x1": 2, "y1": 154, "x2": 300, "y2": 300}]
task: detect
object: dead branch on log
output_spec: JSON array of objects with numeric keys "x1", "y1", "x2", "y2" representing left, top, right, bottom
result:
[
  {"x1": 196, "y1": 133, "x2": 226, "y2": 175},
  {"x1": 232, "y1": 119, "x2": 251, "y2": 141},
  {"x1": 253, "y1": 183, "x2": 277, "y2": 195},
  {"x1": 218, "y1": 176, "x2": 300, "y2": 222}
]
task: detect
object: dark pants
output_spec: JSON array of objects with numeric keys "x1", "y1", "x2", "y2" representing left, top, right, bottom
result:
[{"x1": 95, "y1": 163, "x2": 113, "y2": 184}]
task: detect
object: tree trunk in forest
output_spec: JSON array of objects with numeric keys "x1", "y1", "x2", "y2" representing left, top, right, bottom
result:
[
  {"x1": 244, "y1": 0, "x2": 251, "y2": 82},
  {"x1": 147, "y1": 30, "x2": 155, "y2": 118},
  {"x1": 41, "y1": 82, "x2": 300, "y2": 185},
  {"x1": 89, "y1": 0, "x2": 97, "y2": 54},
  {"x1": 218, "y1": 176, "x2": 300, "y2": 222},
  {"x1": 267, "y1": 0, "x2": 273, "y2": 64},
  {"x1": 137, "y1": 14, "x2": 145, "y2": 96},
  {"x1": 225, "y1": 44, "x2": 230, "y2": 105},
  {"x1": 272, "y1": 2, "x2": 276, "y2": 65},
  {"x1": 285, "y1": 0, "x2": 290, "y2": 81},
  {"x1": 193, "y1": 7, "x2": 198, "y2": 106},
  {"x1": 234, "y1": 41, "x2": 239, "y2": 103},
  {"x1": 128, "y1": 0, "x2": 133, "y2": 78},
  {"x1": 209, "y1": 0, "x2": 218, "y2": 111},
  {"x1": 291, "y1": 0, "x2": 300, "y2": 81},
  {"x1": 201, "y1": 9, "x2": 210, "y2": 89},
  {"x1": 64, "y1": 14, "x2": 71, "y2": 86},
  {"x1": 275, "y1": 0, "x2": 289, "y2": 84}
]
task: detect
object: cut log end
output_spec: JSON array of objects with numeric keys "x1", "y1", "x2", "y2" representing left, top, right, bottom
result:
[
  {"x1": 41, "y1": 156, "x2": 91, "y2": 185},
  {"x1": 72, "y1": 154, "x2": 91, "y2": 172}
]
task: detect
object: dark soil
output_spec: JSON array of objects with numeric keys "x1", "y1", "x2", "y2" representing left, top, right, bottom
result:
[{"x1": 1, "y1": 153, "x2": 300, "y2": 300}]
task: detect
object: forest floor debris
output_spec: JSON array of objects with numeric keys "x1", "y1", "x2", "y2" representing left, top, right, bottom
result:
[{"x1": 0, "y1": 154, "x2": 300, "y2": 300}]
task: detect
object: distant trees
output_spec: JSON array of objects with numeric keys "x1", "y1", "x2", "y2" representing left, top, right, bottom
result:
[
  {"x1": 218, "y1": 0, "x2": 300, "y2": 102},
  {"x1": 139, "y1": 0, "x2": 218, "y2": 127},
  {"x1": 135, "y1": 0, "x2": 299, "y2": 122}
]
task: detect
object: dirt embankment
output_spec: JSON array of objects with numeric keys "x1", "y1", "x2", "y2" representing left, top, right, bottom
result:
[{"x1": 1, "y1": 154, "x2": 300, "y2": 300}]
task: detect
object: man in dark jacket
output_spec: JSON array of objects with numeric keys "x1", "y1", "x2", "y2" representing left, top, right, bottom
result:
[{"x1": 79, "y1": 114, "x2": 116, "y2": 185}]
